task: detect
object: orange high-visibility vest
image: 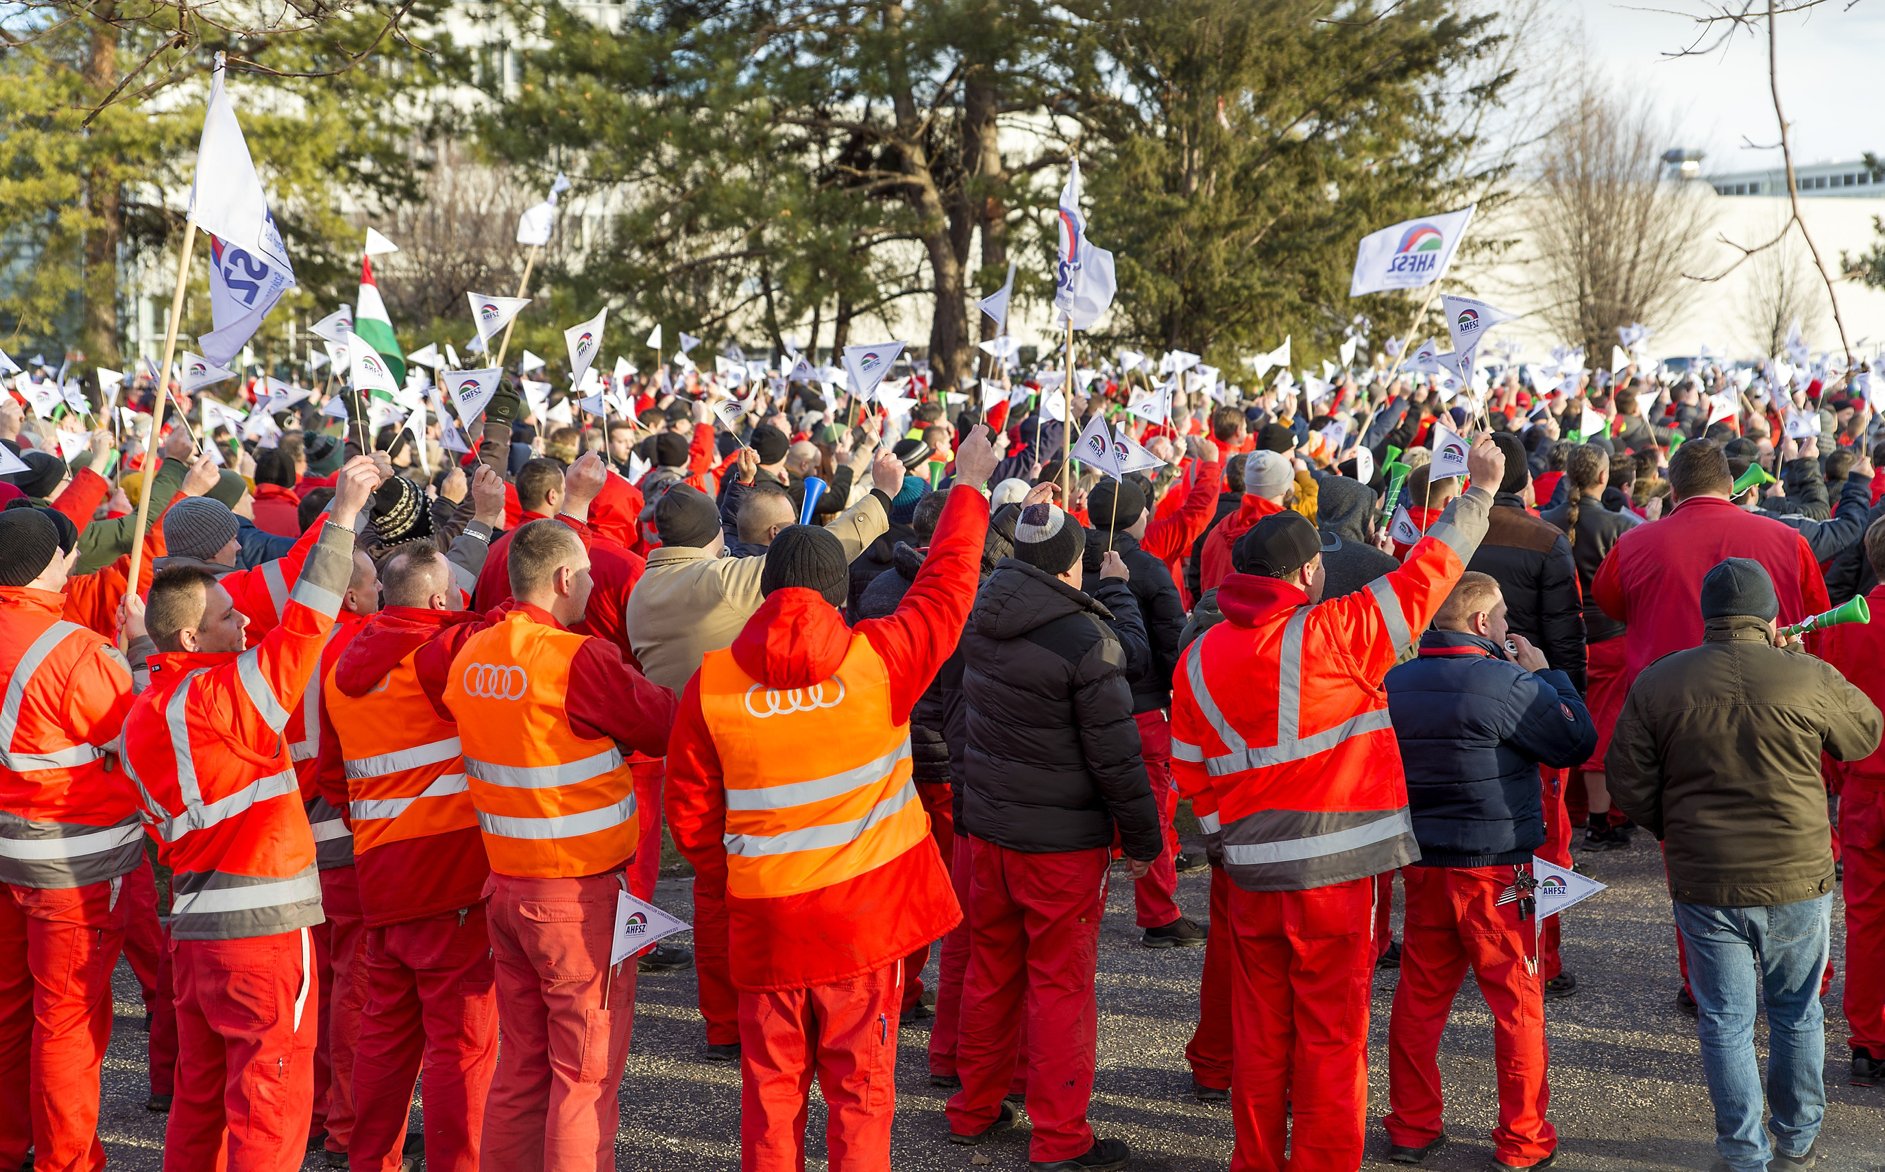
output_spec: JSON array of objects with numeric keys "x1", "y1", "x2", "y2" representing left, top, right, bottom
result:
[
  {"x1": 697, "y1": 635, "x2": 925, "y2": 901},
  {"x1": 444, "y1": 612, "x2": 639, "y2": 879},
  {"x1": 327, "y1": 646, "x2": 475, "y2": 860}
]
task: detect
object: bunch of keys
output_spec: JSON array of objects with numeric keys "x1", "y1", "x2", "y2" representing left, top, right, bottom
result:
[{"x1": 1512, "y1": 864, "x2": 1538, "y2": 921}]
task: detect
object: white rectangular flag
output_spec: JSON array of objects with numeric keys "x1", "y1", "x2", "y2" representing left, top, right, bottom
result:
[
  {"x1": 564, "y1": 308, "x2": 608, "y2": 390},
  {"x1": 1441, "y1": 294, "x2": 1515, "y2": 358},
  {"x1": 189, "y1": 60, "x2": 296, "y2": 365},
  {"x1": 843, "y1": 342, "x2": 906, "y2": 403},
  {"x1": 1053, "y1": 160, "x2": 1117, "y2": 331},
  {"x1": 445, "y1": 369, "x2": 501, "y2": 431},
  {"x1": 1349, "y1": 205, "x2": 1476, "y2": 297},
  {"x1": 468, "y1": 293, "x2": 530, "y2": 347},
  {"x1": 1429, "y1": 422, "x2": 1472, "y2": 480},
  {"x1": 179, "y1": 352, "x2": 235, "y2": 393},
  {"x1": 1072, "y1": 413, "x2": 1122, "y2": 479}
]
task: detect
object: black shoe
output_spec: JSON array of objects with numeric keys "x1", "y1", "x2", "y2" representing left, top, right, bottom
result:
[
  {"x1": 1031, "y1": 1137, "x2": 1131, "y2": 1170},
  {"x1": 948, "y1": 1100, "x2": 1018, "y2": 1145},
  {"x1": 1771, "y1": 1141, "x2": 1820, "y2": 1168},
  {"x1": 638, "y1": 940, "x2": 693, "y2": 973},
  {"x1": 1387, "y1": 1134, "x2": 1446, "y2": 1165},
  {"x1": 1676, "y1": 986, "x2": 1698, "y2": 1018},
  {"x1": 1141, "y1": 916, "x2": 1206, "y2": 949},
  {"x1": 146, "y1": 1093, "x2": 171, "y2": 1113},
  {"x1": 1543, "y1": 972, "x2": 1578, "y2": 1001},
  {"x1": 1852, "y1": 1047, "x2": 1884, "y2": 1087},
  {"x1": 1377, "y1": 940, "x2": 1402, "y2": 970},
  {"x1": 1489, "y1": 1153, "x2": 1555, "y2": 1171},
  {"x1": 306, "y1": 1130, "x2": 327, "y2": 1154},
  {"x1": 699, "y1": 1041, "x2": 741, "y2": 1063},
  {"x1": 1174, "y1": 852, "x2": 1208, "y2": 874},
  {"x1": 401, "y1": 1130, "x2": 425, "y2": 1171},
  {"x1": 900, "y1": 1000, "x2": 934, "y2": 1026},
  {"x1": 930, "y1": 1072, "x2": 962, "y2": 1090},
  {"x1": 324, "y1": 1151, "x2": 347, "y2": 1169},
  {"x1": 1191, "y1": 1081, "x2": 1229, "y2": 1104},
  {"x1": 1581, "y1": 828, "x2": 1621, "y2": 852}
]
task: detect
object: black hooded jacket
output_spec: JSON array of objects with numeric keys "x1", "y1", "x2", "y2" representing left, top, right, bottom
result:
[
  {"x1": 1081, "y1": 528, "x2": 1185, "y2": 713},
  {"x1": 957, "y1": 559, "x2": 1161, "y2": 858},
  {"x1": 858, "y1": 542, "x2": 954, "y2": 785}
]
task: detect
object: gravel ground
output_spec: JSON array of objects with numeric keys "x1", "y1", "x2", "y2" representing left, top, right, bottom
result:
[{"x1": 93, "y1": 838, "x2": 1885, "y2": 1171}]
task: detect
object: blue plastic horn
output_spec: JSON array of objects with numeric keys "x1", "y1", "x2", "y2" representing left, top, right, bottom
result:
[{"x1": 799, "y1": 477, "x2": 829, "y2": 526}]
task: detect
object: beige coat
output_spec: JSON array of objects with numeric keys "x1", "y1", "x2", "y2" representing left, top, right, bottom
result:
[{"x1": 626, "y1": 491, "x2": 887, "y2": 692}]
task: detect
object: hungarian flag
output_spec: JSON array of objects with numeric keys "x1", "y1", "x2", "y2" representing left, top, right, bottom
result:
[{"x1": 355, "y1": 255, "x2": 405, "y2": 383}]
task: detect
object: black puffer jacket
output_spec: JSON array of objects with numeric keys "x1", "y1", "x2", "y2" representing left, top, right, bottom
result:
[
  {"x1": 847, "y1": 520, "x2": 917, "y2": 616},
  {"x1": 1758, "y1": 473, "x2": 1871, "y2": 565},
  {"x1": 1081, "y1": 529, "x2": 1184, "y2": 713},
  {"x1": 1467, "y1": 493, "x2": 1587, "y2": 692},
  {"x1": 958, "y1": 559, "x2": 1161, "y2": 858},
  {"x1": 1540, "y1": 492, "x2": 1634, "y2": 645},
  {"x1": 858, "y1": 543, "x2": 954, "y2": 785}
]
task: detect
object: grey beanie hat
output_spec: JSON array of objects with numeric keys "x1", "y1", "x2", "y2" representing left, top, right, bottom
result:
[
  {"x1": 1244, "y1": 450, "x2": 1294, "y2": 500},
  {"x1": 163, "y1": 497, "x2": 240, "y2": 561},
  {"x1": 1700, "y1": 557, "x2": 1779, "y2": 623}
]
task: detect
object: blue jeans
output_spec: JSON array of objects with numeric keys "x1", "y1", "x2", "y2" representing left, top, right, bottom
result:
[{"x1": 1672, "y1": 895, "x2": 1831, "y2": 1171}]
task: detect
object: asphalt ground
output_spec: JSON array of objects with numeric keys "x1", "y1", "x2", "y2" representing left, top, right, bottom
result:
[{"x1": 93, "y1": 836, "x2": 1885, "y2": 1171}]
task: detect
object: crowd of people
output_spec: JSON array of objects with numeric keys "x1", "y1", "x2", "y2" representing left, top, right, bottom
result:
[{"x1": 1, "y1": 346, "x2": 1882, "y2": 1172}]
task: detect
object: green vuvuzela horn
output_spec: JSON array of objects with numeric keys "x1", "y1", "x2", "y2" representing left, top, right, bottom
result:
[{"x1": 1779, "y1": 596, "x2": 1870, "y2": 638}]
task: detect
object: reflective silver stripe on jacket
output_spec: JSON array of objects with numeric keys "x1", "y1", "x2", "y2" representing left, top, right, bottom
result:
[
  {"x1": 464, "y1": 748, "x2": 623, "y2": 791},
  {"x1": 0, "y1": 621, "x2": 106, "y2": 774},
  {"x1": 1367, "y1": 577, "x2": 1413, "y2": 655},
  {"x1": 287, "y1": 627, "x2": 341, "y2": 761},
  {"x1": 164, "y1": 672, "x2": 208, "y2": 807},
  {"x1": 148, "y1": 767, "x2": 299, "y2": 843},
  {"x1": 350, "y1": 772, "x2": 469, "y2": 823},
  {"x1": 723, "y1": 781, "x2": 918, "y2": 858},
  {"x1": 261, "y1": 561, "x2": 290, "y2": 616},
  {"x1": 344, "y1": 737, "x2": 464, "y2": 781},
  {"x1": 0, "y1": 812, "x2": 144, "y2": 889},
  {"x1": 167, "y1": 865, "x2": 324, "y2": 940},
  {"x1": 475, "y1": 791, "x2": 636, "y2": 841},
  {"x1": 237, "y1": 649, "x2": 291, "y2": 733},
  {"x1": 306, "y1": 795, "x2": 354, "y2": 869},
  {"x1": 724, "y1": 741, "x2": 912, "y2": 812}
]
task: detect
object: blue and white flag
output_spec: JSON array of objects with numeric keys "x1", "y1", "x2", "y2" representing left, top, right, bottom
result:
[
  {"x1": 1054, "y1": 161, "x2": 1117, "y2": 331},
  {"x1": 1349, "y1": 205, "x2": 1475, "y2": 297},
  {"x1": 191, "y1": 58, "x2": 296, "y2": 366}
]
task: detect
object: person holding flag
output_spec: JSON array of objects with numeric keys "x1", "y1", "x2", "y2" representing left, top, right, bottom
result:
[{"x1": 1380, "y1": 572, "x2": 1596, "y2": 1170}]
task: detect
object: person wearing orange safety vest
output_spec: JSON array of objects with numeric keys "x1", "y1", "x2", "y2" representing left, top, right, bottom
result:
[
  {"x1": 443, "y1": 517, "x2": 676, "y2": 1171},
  {"x1": 121, "y1": 456, "x2": 380, "y2": 1172},
  {"x1": 0, "y1": 504, "x2": 142, "y2": 1172},
  {"x1": 1170, "y1": 436, "x2": 1503, "y2": 1172},
  {"x1": 664, "y1": 424, "x2": 998, "y2": 1171},
  {"x1": 322, "y1": 536, "x2": 502, "y2": 1172}
]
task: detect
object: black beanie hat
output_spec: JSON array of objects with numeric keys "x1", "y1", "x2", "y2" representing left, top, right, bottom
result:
[
  {"x1": 8, "y1": 450, "x2": 67, "y2": 500},
  {"x1": 751, "y1": 424, "x2": 789, "y2": 466},
  {"x1": 1492, "y1": 433, "x2": 1529, "y2": 495},
  {"x1": 654, "y1": 432, "x2": 690, "y2": 469},
  {"x1": 760, "y1": 525, "x2": 849, "y2": 607},
  {"x1": 653, "y1": 484, "x2": 721, "y2": 548},
  {"x1": 1700, "y1": 557, "x2": 1779, "y2": 622},
  {"x1": 1088, "y1": 477, "x2": 1146, "y2": 533},
  {"x1": 1013, "y1": 503, "x2": 1085, "y2": 575},
  {"x1": 0, "y1": 504, "x2": 66, "y2": 586},
  {"x1": 1256, "y1": 423, "x2": 1295, "y2": 454}
]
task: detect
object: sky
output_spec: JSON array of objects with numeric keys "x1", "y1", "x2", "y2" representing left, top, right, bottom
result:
[{"x1": 1574, "y1": 0, "x2": 1882, "y2": 174}]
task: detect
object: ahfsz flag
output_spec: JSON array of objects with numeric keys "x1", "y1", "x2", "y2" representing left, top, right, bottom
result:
[{"x1": 1350, "y1": 205, "x2": 1475, "y2": 296}]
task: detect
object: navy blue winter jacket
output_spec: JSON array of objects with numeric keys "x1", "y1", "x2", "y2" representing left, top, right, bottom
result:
[{"x1": 1384, "y1": 630, "x2": 1597, "y2": 868}]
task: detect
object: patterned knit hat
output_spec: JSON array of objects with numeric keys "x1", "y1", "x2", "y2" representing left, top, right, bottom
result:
[
  {"x1": 371, "y1": 475, "x2": 434, "y2": 545},
  {"x1": 1013, "y1": 502, "x2": 1085, "y2": 576}
]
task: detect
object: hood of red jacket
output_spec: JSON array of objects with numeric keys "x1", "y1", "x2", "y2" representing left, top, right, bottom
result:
[
  {"x1": 1216, "y1": 571, "x2": 1309, "y2": 628},
  {"x1": 589, "y1": 474, "x2": 643, "y2": 551},
  {"x1": 1221, "y1": 493, "x2": 1284, "y2": 548},
  {"x1": 337, "y1": 606, "x2": 482, "y2": 697},
  {"x1": 730, "y1": 588, "x2": 852, "y2": 688}
]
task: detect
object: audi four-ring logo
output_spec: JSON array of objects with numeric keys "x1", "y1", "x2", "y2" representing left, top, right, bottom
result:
[
  {"x1": 743, "y1": 679, "x2": 845, "y2": 719},
  {"x1": 461, "y1": 663, "x2": 528, "y2": 700}
]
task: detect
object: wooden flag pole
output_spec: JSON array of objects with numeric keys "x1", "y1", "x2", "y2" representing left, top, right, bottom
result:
[
  {"x1": 126, "y1": 219, "x2": 199, "y2": 600},
  {"x1": 1400, "y1": 282, "x2": 1442, "y2": 364},
  {"x1": 494, "y1": 245, "x2": 541, "y2": 371}
]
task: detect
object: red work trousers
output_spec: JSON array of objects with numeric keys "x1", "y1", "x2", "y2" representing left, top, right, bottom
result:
[
  {"x1": 349, "y1": 903, "x2": 499, "y2": 1172},
  {"x1": 1843, "y1": 785, "x2": 1885, "y2": 1053},
  {"x1": 738, "y1": 962, "x2": 902, "y2": 1171},
  {"x1": 1374, "y1": 871, "x2": 1398, "y2": 958},
  {"x1": 947, "y1": 840, "x2": 1108, "y2": 1164},
  {"x1": 692, "y1": 857, "x2": 739, "y2": 1046},
  {"x1": 902, "y1": 782, "x2": 954, "y2": 1013},
  {"x1": 0, "y1": 879, "x2": 124, "y2": 1172},
  {"x1": 310, "y1": 865, "x2": 364, "y2": 1154},
  {"x1": 119, "y1": 855, "x2": 177, "y2": 1096},
  {"x1": 1536, "y1": 769, "x2": 1571, "y2": 982},
  {"x1": 1384, "y1": 865, "x2": 1555, "y2": 1167},
  {"x1": 482, "y1": 870, "x2": 637, "y2": 1172},
  {"x1": 1225, "y1": 876, "x2": 1377, "y2": 1172},
  {"x1": 628, "y1": 759, "x2": 663, "y2": 903},
  {"x1": 166, "y1": 927, "x2": 318, "y2": 1172},
  {"x1": 1185, "y1": 866, "x2": 1234, "y2": 1091},
  {"x1": 930, "y1": 833, "x2": 1028, "y2": 1090},
  {"x1": 1132, "y1": 710, "x2": 1182, "y2": 929}
]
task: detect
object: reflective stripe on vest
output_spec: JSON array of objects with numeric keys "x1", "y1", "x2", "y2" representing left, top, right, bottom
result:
[
  {"x1": 0, "y1": 621, "x2": 106, "y2": 774},
  {"x1": 349, "y1": 771, "x2": 468, "y2": 823},
  {"x1": 699, "y1": 636, "x2": 928, "y2": 900},
  {"x1": 344, "y1": 737, "x2": 464, "y2": 781},
  {"x1": 446, "y1": 614, "x2": 642, "y2": 879},
  {"x1": 168, "y1": 863, "x2": 322, "y2": 939},
  {"x1": 305, "y1": 796, "x2": 354, "y2": 869},
  {"x1": 0, "y1": 811, "x2": 144, "y2": 889},
  {"x1": 1183, "y1": 605, "x2": 1414, "y2": 889},
  {"x1": 147, "y1": 766, "x2": 300, "y2": 843}
]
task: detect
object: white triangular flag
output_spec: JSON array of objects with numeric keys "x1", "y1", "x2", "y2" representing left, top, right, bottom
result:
[
  {"x1": 520, "y1": 349, "x2": 547, "y2": 375},
  {"x1": 1072, "y1": 413, "x2": 1123, "y2": 479},
  {"x1": 979, "y1": 260, "x2": 1017, "y2": 333},
  {"x1": 1354, "y1": 447, "x2": 1375, "y2": 484},
  {"x1": 564, "y1": 308, "x2": 608, "y2": 390},
  {"x1": 678, "y1": 331, "x2": 701, "y2": 355},
  {"x1": 1244, "y1": 337, "x2": 1290, "y2": 379},
  {"x1": 1784, "y1": 408, "x2": 1821, "y2": 440},
  {"x1": 1577, "y1": 406, "x2": 1607, "y2": 442},
  {"x1": 443, "y1": 369, "x2": 501, "y2": 431},
  {"x1": 0, "y1": 349, "x2": 18, "y2": 376},
  {"x1": 320, "y1": 395, "x2": 350, "y2": 422},
  {"x1": 179, "y1": 352, "x2": 236, "y2": 393},
  {"x1": 1127, "y1": 384, "x2": 1173, "y2": 426},
  {"x1": 1339, "y1": 335, "x2": 1359, "y2": 368},
  {"x1": 1441, "y1": 294, "x2": 1516, "y2": 360},
  {"x1": 1533, "y1": 856, "x2": 1606, "y2": 919},
  {"x1": 645, "y1": 324, "x2": 663, "y2": 351},
  {"x1": 311, "y1": 307, "x2": 353, "y2": 346},
  {"x1": 1389, "y1": 506, "x2": 1422, "y2": 546},
  {"x1": 347, "y1": 330, "x2": 401, "y2": 401},
  {"x1": 1610, "y1": 345, "x2": 1631, "y2": 374},
  {"x1": 611, "y1": 889, "x2": 689, "y2": 965},
  {"x1": 1429, "y1": 422, "x2": 1471, "y2": 480},
  {"x1": 1117, "y1": 348, "x2": 1147, "y2": 373},
  {"x1": 710, "y1": 396, "x2": 749, "y2": 437},
  {"x1": 1039, "y1": 389, "x2": 1068, "y2": 423},
  {"x1": 468, "y1": 293, "x2": 530, "y2": 346},
  {"x1": 363, "y1": 227, "x2": 400, "y2": 257},
  {"x1": 407, "y1": 342, "x2": 442, "y2": 369},
  {"x1": 843, "y1": 342, "x2": 906, "y2": 402},
  {"x1": 0, "y1": 446, "x2": 27, "y2": 476},
  {"x1": 1112, "y1": 425, "x2": 1167, "y2": 476}
]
